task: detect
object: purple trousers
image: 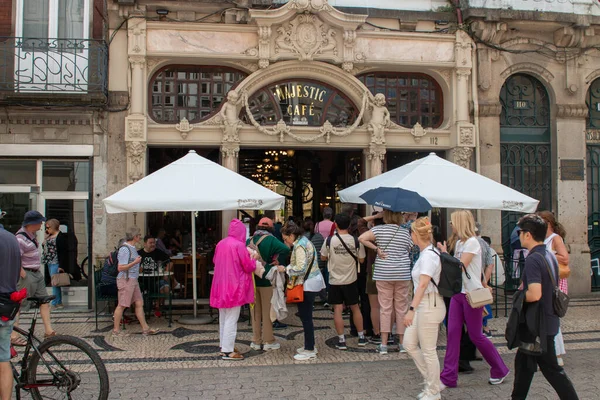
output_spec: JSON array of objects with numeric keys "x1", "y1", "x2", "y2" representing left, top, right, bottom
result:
[{"x1": 441, "y1": 293, "x2": 509, "y2": 387}]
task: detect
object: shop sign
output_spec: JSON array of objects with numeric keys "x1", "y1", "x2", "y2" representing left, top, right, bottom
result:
[
  {"x1": 272, "y1": 82, "x2": 330, "y2": 126},
  {"x1": 560, "y1": 159, "x2": 584, "y2": 181}
]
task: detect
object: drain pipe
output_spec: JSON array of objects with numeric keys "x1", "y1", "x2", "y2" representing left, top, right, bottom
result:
[
  {"x1": 451, "y1": 0, "x2": 464, "y2": 25},
  {"x1": 471, "y1": 39, "x2": 482, "y2": 223}
]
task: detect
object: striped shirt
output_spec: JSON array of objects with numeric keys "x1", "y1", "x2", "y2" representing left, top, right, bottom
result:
[
  {"x1": 117, "y1": 243, "x2": 139, "y2": 280},
  {"x1": 371, "y1": 224, "x2": 412, "y2": 281},
  {"x1": 15, "y1": 228, "x2": 41, "y2": 271}
]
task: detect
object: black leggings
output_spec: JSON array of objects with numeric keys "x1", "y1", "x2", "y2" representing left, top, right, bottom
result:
[{"x1": 297, "y1": 291, "x2": 316, "y2": 351}]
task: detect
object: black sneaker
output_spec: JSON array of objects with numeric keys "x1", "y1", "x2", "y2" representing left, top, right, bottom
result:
[
  {"x1": 358, "y1": 337, "x2": 367, "y2": 347},
  {"x1": 272, "y1": 321, "x2": 288, "y2": 330},
  {"x1": 336, "y1": 340, "x2": 348, "y2": 350},
  {"x1": 369, "y1": 334, "x2": 382, "y2": 344}
]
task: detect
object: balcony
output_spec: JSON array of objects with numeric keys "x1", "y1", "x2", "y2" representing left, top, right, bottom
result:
[{"x1": 0, "y1": 37, "x2": 108, "y2": 106}]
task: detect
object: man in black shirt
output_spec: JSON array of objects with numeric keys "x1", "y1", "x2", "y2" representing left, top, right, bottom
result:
[
  {"x1": 138, "y1": 236, "x2": 176, "y2": 316},
  {"x1": 511, "y1": 214, "x2": 578, "y2": 400}
]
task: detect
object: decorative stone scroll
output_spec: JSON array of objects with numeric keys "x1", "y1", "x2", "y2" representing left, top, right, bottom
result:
[
  {"x1": 275, "y1": 14, "x2": 337, "y2": 61},
  {"x1": 126, "y1": 141, "x2": 147, "y2": 184},
  {"x1": 242, "y1": 91, "x2": 368, "y2": 143}
]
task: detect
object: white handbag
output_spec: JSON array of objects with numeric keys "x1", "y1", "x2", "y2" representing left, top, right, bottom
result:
[{"x1": 466, "y1": 287, "x2": 493, "y2": 309}]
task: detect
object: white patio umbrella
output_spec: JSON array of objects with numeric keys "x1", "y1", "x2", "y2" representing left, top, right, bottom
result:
[
  {"x1": 103, "y1": 150, "x2": 284, "y2": 323},
  {"x1": 339, "y1": 152, "x2": 539, "y2": 212}
]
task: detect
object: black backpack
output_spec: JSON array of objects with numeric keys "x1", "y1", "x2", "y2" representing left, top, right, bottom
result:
[
  {"x1": 102, "y1": 246, "x2": 130, "y2": 280},
  {"x1": 429, "y1": 248, "x2": 468, "y2": 298}
]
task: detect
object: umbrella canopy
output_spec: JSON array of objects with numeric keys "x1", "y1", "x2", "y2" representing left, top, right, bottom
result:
[
  {"x1": 359, "y1": 187, "x2": 432, "y2": 212},
  {"x1": 339, "y1": 153, "x2": 539, "y2": 212},
  {"x1": 103, "y1": 150, "x2": 285, "y2": 213}
]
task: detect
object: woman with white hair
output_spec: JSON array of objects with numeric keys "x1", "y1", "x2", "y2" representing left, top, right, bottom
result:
[{"x1": 112, "y1": 227, "x2": 158, "y2": 336}]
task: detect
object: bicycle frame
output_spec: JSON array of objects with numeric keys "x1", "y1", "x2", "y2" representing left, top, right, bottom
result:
[{"x1": 10, "y1": 306, "x2": 72, "y2": 399}]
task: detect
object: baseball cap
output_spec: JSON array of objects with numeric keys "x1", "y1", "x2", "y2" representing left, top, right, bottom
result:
[
  {"x1": 23, "y1": 210, "x2": 46, "y2": 226},
  {"x1": 258, "y1": 217, "x2": 274, "y2": 228}
]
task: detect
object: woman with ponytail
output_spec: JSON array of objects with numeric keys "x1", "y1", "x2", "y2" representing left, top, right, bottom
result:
[{"x1": 402, "y1": 217, "x2": 446, "y2": 400}]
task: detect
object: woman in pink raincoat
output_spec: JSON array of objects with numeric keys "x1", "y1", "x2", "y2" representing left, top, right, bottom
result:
[{"x1": 210, "y1": 219, "x2": 258, "y2": 360}]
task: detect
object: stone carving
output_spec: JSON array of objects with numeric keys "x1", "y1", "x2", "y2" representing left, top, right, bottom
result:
[
  {"x1": 126, "y1": 141, "x2": 147, "y2": 184},
  {"x1": 366, "y1": 143, "x2": 386, "y2": 161},
  {"x1": 221, "y1": 143, "x2": 240, "y2": 159},
  {"x1": 220, "y1": 91, "x2": 244, "y2": 143},
  {"x1": 128, "y1": 56, "x2": 146, "y2": 68},
  {"x1": 258, "y1": 26, "x2": 272, "y2": 69},
  {"x1": 499, "y1": 62, "x2": 554, "y2": 82},
  {"x1": 126, "y1": 118, "x2": 145, "y2": 140},
  {"x1": 471, "y1": 21, "x2": 507, "y2": 44},
  {"x1": 452, "y1": 146, "x2": 474, "y2": 169},
  {"x1": 175, "y1": 118, "x2": 194, "y2": 140},
  {"x1": 128, "y1": 19, "x2": 146, "y2": 55},
  {"x1": 557, "y1": 104, "x2": 589, "y2": 119},
  {"x1": 243, "y1": 47, "x2": 259, "y2": 57},
  {"x1": 30, "y1": 127, "x2": 69, "y2": 142},
  {"x1": 432, "y1": 69, "x2": 452, "y2": 86},
  {"x1": 146, "y1": 58, "x2": 166, "y2": 73},
  {"x1": 366, "y1": 93, "x2": 390, "y2": 145},
  {"x1": 275, "y1": 14, "x2": 337, "y2": 61},
  {"x1": 456, "y1": 69, "x2": 471, "y2": 82},
  {"x1": 410, "y1": 122, "x2": 430, "y2": 143},
  {"x1": 554, "y1": 26, "x2": 597, "y2": 48},
  {"x1": 479, "y1": 103, "x2": 502, "y2": 117},
  {"x1": 288, "y1": 0, "x2": 333, "y2": 12},
  {"x1": 459, "y1": 126, "x2": 475, "y2": 146}
]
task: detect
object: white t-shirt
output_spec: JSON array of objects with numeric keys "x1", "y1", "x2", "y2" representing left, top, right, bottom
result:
[
  {"x1": 321, "y1": 234, "x2": 366, "y2": 285},
  {"x1": 455, "y1": 237, "x2": 484, "y2": 293},
  {"x1": 411, "y1": 244, "x2": 441, "y2": 295}
]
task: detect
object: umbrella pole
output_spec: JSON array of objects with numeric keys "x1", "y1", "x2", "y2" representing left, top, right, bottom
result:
[
  {"x1": 192, "y1": 211, "x2": 197, "y2": 318},
  {"x1": 179, "y1": 211, "x2": 212, "y2": 325}
]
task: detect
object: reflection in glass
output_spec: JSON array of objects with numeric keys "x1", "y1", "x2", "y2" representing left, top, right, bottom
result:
[
  {"x1": 42, "y1": 161, "x2": 90, "y2": 191},
  {"x1": 0, "y1": 160, "x2": 37, "y2": 184}
]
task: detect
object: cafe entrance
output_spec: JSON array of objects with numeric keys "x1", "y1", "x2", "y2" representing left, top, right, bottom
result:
[{"x1": 238, "y1": 148, "x2": 363, "y2": 220}]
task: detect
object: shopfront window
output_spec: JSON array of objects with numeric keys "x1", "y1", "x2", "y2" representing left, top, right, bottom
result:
[
  {"x1": 0, "y1": 160, "x2": 37, "y2": 184},
  {"x1": 42, "y1": 161, "x2": 90, "y2": 191},
  {"x1": 243, "y1": 80, "x2": 358, "y2": 127},
  {"x1": 357, "y1": 72, "x2": 443, "y2": 128},
  {"x1": 149, "y1": 66, "x2": 247, "y2": 123}
]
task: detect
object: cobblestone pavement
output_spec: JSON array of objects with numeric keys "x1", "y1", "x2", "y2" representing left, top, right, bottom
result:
[
  {"x1": 12, "y1": 295, "x2": 600, "y2": 398},
  {"x1": 107, "y1": 349, "x2": 598, "y2": 399}
]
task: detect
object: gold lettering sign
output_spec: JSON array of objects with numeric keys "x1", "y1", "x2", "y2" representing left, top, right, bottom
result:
[{"x1": 274, "y1": 84, "x2": 326, "y2": 104}]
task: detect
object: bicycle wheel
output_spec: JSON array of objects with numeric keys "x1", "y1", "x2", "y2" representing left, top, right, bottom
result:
[{"x1": 27, "y1": 335, "x2": 109, "y2": 400}]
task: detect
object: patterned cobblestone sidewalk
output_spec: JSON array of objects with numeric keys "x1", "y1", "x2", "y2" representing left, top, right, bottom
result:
[{"x1": 14, "y1": 295, "x2": 600, "y2": 374}]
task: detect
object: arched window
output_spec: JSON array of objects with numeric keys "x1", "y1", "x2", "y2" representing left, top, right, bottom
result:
[
  {"x1": 587, "y1": 78, "x2": 600, "y2": 129},
  {"x1": 243, "y1": 80, "x2": 358, "y2": 127},
  {"x1": 149, "y1": 66, "x2": 247, "y2": 123},
  {"x1": 357, "y1": 72, "x2": 443, "y2": 128}
]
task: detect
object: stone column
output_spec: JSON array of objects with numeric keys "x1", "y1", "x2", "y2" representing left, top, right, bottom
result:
[
  {"x1": 478, "y1": 103, "x2": 503, "y2": 252},
  {"x1": 221, "y1": 143, "x2": 240, "y2": 238},
  {"x1": 366, "y1": 143, "x2": 386, "y2": 178},
  {"x1": 556, "y1": 104, "x2": 590, "y2": 295}
]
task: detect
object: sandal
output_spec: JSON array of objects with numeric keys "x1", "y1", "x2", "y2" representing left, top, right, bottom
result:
[
  {"x1": 222, "y1": 352, "x2": 244, "y2": 360},
  {"x1": 44, "y1": 331, "x2": 57, "y2": 339},
  {"x1": 142, "y1": 328, "x2": 159, "y2": 336},
  {"x1": 11, "y1": 337, "x2": 27, "y2": 347}
]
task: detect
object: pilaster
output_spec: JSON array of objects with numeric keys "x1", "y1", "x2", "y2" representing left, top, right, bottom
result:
[{"x1": 220, "y1": 143, "x2": 240, "y2": 237}]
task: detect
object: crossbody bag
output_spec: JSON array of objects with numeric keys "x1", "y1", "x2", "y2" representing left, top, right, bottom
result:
[
  {"x1": 286, "y1": 247, "x2": 315, "y2": 304},
  {"x1": 532, "y1": 253, "x2": 569, "y2": 318}
]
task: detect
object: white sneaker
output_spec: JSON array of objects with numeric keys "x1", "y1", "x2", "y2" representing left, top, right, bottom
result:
[
  {"x1": 439, "y1": 383, "x2": 447, "y2": 392},
  {"x1": 293, "y1": 351, "x2": 317, "y2": 361},
  {"x1": 398, "y1": 344, "x2": 407, "y2": 353},
  {"x1": 489, "y1": 371, "x2": 510, "y2": 385},
  {"x1": 250, "y1": 342, "x2": 262, "y2": 351},
  {"x1": 263, "y1": 342, "x2": 280, "y2": 350},
  {"x1": 296, "y1": 346, "x2": 318, "y2": 354}
]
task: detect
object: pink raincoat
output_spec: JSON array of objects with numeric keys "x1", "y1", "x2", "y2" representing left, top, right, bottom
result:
[{"x1": 210, "y1": 219, "x2": 256, "y2": 309}]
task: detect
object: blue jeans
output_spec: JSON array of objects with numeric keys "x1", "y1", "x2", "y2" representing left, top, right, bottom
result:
[
  {"x1": 48, "y1": 263, "x2": 63, "y2": 306},
  {"x1": 0, "y1": 319, "x2": 15, "y2": 362},
  {"x1": 483, "y1": 304, "x2": 493, "y2": 327}
]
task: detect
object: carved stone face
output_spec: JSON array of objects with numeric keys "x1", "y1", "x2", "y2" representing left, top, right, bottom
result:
[
  {"x1": 227, "y1": 91, "x2": 239, "y2": 102},
  {"x1": 374, "y1": 93, "x2": 386, "y2": 106}
]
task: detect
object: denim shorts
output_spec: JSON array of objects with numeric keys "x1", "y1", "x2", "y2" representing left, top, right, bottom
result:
[{"x1": 0, "y1": 319, "x2": 15, "y2": 362}]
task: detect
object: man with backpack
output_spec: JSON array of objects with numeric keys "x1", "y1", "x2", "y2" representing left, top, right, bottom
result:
[
  {"x1": 321, "y1": 213, "x2": 367, "y2": 349},
  {"x1": 510, "y1": 214, "x2": 578, "y2": 400},
  {"x1": 247, "y1": 217, "x2": 290, "y2": 350}
]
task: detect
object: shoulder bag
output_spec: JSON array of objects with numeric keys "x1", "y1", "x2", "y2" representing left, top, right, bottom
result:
[
  {"x1": 286, "y1": 247, "x2": 315, "y2": 304},
  {"x1": 51, "y1": 272, "x2": 71, "y2": 287},
  {"x1": 534, "y1": 253, "x2": 570, "y2": 318},
  {"x1": 463, "y1": 247, "x2": 493, "y2": 308}
]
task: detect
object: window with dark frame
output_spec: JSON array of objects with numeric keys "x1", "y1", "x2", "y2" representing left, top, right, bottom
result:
[
  {"x1": 357, "y1": 72, "x2": 443, "y2": 129},
  {"x1": 150, "y1": 66, "x2": 248, "y2": 124},
  {"x1": 587, "y1": 78, "x2": 600, "y2": 130}
]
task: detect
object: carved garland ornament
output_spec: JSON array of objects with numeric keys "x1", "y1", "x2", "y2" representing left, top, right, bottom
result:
[{"x1": 243, "y1": 91, "x2": 368, "y2": 143}]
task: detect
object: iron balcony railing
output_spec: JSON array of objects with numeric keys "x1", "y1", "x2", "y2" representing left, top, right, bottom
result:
[{"x1": 0, "y1": 37, "x2": 108, "y2": 105}]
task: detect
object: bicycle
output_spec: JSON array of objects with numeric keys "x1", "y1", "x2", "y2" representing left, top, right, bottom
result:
[{"x1": 10, "y1": 295, "x2": 109, "y2": 400}]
